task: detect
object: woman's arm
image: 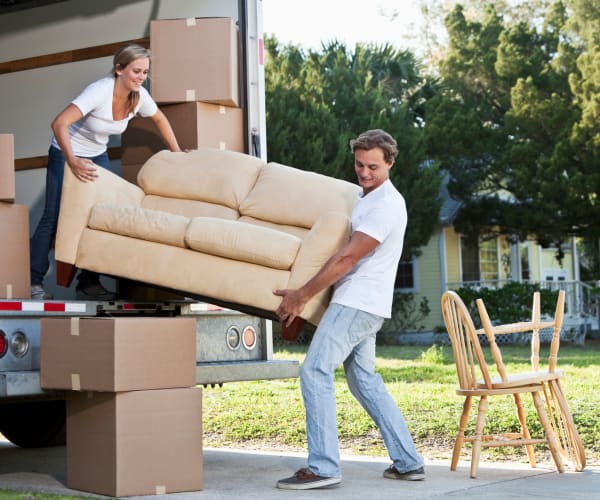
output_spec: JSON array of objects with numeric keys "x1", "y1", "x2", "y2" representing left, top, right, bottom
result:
[
  {"x1": 149, "y1": 109, "x2": 182, "y2": 152},
  {"x1": 51, "y1": 104, "x2": 98, "y2": 182}
]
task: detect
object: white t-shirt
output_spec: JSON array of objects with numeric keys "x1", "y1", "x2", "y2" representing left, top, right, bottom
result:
[
  {"x1": 331, "y1": 179, "x2": 407, "y2": 318},
  {"x1": 51, "y1": 76, "x2": 158, "y2": 157}
]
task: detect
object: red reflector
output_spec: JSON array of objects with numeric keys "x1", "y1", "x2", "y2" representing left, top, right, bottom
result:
[
  {"x1": 0, "y1": 302, "x2": 21, "y2": 311},
  {"x1": 44, "y1": 303, "x2": 66, "y2": 312},
  {"x1": 0, "y1": 331, "x2": 7, "y2": 357},
  {"x1": 123, "y1": 303, "x2": 135, "y2": 309}
]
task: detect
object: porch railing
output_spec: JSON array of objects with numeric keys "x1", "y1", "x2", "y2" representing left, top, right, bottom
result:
[{"x1": 444, "y1": 279, "x2": 599, "y2": 321}]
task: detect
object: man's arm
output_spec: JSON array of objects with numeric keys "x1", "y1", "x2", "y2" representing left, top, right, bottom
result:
[{"x1": 273, "y1": 231, "x2": 379, "y2": 326}]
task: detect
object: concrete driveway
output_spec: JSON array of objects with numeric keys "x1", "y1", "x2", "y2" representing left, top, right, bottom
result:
[{"x1": 1, "y1": 436, "x2": 599, "y2": 499}]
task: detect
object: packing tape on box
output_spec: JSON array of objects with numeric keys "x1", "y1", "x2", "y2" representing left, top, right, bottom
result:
[
  {"x1": 185, "y1": 89, "x2": 196, "y2": 101},
  {"x1": 70, "y1": 317, "x2": 80, "y2": 336},
  {"x1": 71, "y1": 373, "x2": 81, "y2": 391},
  {"x1": 155, "y1": 486, "x2": 166, "y2": 495},
  {"x1": 5, "y1": 284, "x2": 12, "y2": 299},
  {"x1": 186, "y1": 18, "x2": 196, "y2": 27}
]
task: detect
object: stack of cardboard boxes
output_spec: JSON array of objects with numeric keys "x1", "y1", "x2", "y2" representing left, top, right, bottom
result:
[
  {"x1": 40, "y1": 317, "x2": 203, "y2": 497},
  {"x1": 121, "y1": 17, "x2": 245, "y2": 184},
  {"x1": 118, "y1": 16, "x2": 245, "y2": 301},
  {"x1": 0, "y1": 133, "x2": 30, "y2": 300}
]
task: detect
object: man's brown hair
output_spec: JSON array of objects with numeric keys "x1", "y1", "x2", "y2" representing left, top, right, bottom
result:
[{"x1": 349, "y1": 129, "x2": 398, "y2": 163}]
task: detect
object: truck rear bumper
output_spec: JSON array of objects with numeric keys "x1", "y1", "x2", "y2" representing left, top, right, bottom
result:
[
  {"x1": 1, "y1": 360, "x2": 300, "y2": 397},
  {"x1": 0, "y1": 372, "x2": 62, "y2": 398},
  {"x1": 196, "y1": 360, "x2": 299, "y2": 385}
]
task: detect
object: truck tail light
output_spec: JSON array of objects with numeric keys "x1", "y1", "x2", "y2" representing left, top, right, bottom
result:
[
  {"x1": 242, "y1": 326, "x2": 257, "y2": 350},
  {"x1": 0, "y1": 330, "x2": 7, "y2": 357},
  {"x1": 10, "y1": 330, "x2": 29, "y2": 358}
]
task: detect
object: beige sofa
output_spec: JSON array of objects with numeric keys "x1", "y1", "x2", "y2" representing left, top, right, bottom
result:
[{"x1": 55, "y1": 149, "x2": 359, "y2": 325}]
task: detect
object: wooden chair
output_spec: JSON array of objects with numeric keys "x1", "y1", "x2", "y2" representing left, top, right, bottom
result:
[
  {"x1": 441, "y1": 290, "x2": 581, "y2": 478},
  {"x1": 476, "y1": 290, "x2": 586, "y2": 473}
]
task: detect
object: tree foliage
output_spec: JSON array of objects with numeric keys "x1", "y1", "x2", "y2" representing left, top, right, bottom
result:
[
  {"x1": 264, "y1": 37, "x2": 442, "y2": 259},
  {"x1": 424, "y1": 1, "x2": 600, "y2": 254}
]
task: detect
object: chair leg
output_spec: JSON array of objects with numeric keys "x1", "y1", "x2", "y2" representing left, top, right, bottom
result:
[
  {"x1": 547, "y1": 380, "x2": 586, "y2": 471},
  {"x1": 532, "y1": 391, "x2": 565, "y2": 473},
  {"x1": 471, "y1": 396, "x2": 487, "y2": 479},
  {"x1": 513, "y1": 393, "x2": 537, "y2": 468},
  {"x1": 452, "y1": 395, "x2": 472, "y2": 471}
]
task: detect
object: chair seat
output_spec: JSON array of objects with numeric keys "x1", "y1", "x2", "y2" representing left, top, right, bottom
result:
[{"x1": 479, "y1": 370, "x2": 562, "y2": 389}]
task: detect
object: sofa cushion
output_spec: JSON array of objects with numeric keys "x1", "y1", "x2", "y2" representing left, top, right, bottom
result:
[
  {"x1": 185, "y1": 217, "x2": 301, "y2": 270},
  {"x1": 239, "y1": 162, "x2": 359, "y2": 229},
  {"x1": 88, "y1": 204, "x2": 189, "y2": 248},
  {"x1": 138, "y1": 149, "x2": 265, "y2": 210}
]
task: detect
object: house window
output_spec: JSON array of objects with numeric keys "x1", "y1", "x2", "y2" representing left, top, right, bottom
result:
[
  {"x1": 480, "y1": 239, "x2": 499, "y2": 281},
  {"x1": 461, "y1": 240, "x2": 480, "y2": 282},
  {"x1": 460, "y1": 237, "x2": 499, "y2": 282},
  {"x1": 395, "y1": 258, "x2": 417, "y2": 291},
  {"x1": 520, "y1": 243, "x2": 530, "y2": 280}
]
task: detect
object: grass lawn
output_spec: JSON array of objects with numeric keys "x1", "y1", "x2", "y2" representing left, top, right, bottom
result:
[{"x1": 202, "y1": 338, "x2": 600, "y2": 466}]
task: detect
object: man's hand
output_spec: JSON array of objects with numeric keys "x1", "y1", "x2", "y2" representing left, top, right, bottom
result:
[
  {"x1": 68, "y1": 157, "x2": 98, "y2": 182},
  {"x1": 273, "y1": 288, "x2": 308, "y2": 327}
]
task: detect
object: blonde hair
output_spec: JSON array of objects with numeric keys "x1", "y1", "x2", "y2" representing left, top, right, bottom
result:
[{"x1": 112, "y1": 43, "x2": 151, "y2": 114}]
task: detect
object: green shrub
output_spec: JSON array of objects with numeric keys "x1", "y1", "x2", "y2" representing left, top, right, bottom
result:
[
  {"x1": 381, "y1": 292, "x2": 431, "y2": 333},
  {"x1": 455, "y1": 282, "x2": 560, "y2": 328}
]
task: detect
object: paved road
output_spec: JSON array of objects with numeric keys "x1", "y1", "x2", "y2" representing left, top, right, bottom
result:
[{"x1": 1, "y1": 437, "x2": 599, "y2": 499}]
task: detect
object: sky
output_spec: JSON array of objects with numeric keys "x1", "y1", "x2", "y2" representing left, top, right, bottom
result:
[{"x1": 262, "y1": 0, "x2": 430, "y2": 53}]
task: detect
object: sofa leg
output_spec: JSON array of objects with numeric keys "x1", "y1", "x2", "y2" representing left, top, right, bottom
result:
[
  {"x1": 281, "y1": 317, "x2": 306, "y2": 342},
  {"x1": 56, "y1": 261, "x2": 77, "y2": 287}
]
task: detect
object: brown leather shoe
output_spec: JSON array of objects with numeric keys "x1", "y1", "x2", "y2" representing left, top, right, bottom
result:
[{"x1": 276, "y1": 468, "x2": 341, "y2": 490}]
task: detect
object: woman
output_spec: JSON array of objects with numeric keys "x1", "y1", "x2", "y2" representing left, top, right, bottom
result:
[{"x1": 30, "y1": 43, "x2": 182, "y2": 300}]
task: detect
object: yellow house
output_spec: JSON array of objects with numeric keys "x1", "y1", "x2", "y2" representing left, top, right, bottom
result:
[{"x1": 394, "y1": 193, "x2": 580, "y2": 332}]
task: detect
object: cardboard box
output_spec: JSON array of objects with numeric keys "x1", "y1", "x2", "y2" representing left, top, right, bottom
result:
[
  {"x1": 0, "y1": 202, "x2": 30, "y2": 299},
  {"x1": 121, "y1": 102, "x2": 244, "y2": 165},
  {"x1": 67, "y1": 388, "x2": 203, "y2": 496},
  {"x1": 0, "y1": 134, "x2": 15, "y2": 202},
  {"x1": 150, "y1": 17, "x2": 239, "y2": 106},
  {"x1": 40, "y1": 317, "x2": 196, "y2": 391}
]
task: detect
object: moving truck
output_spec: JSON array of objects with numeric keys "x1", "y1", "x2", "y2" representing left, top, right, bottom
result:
[{"x1": 0, "y1": 0, "x2": 299, "y2": 448}]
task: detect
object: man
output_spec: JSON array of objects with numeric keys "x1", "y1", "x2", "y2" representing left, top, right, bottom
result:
[{"x1": 273, "y1": 129, "x2": 424, "y2": 490}]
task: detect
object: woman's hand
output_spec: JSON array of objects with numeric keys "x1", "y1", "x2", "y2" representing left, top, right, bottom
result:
[{"x1": 68, "y1": 156, "x2": 98, "y2": 182}]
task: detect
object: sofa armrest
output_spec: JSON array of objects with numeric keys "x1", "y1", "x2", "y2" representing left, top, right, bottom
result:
[
  {"x1": 55, "y1": 163, "x2": 145, "y2": 266},
  {"x1": 288, "y1": 211, "x2": 352, "y2": 324}
]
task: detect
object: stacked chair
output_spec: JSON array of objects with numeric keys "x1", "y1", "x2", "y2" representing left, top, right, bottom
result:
[{"x1": 441, "y1": 289, "x2": 586, "y2": 478}]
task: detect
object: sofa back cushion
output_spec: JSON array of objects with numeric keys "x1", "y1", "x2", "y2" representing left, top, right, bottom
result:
[
  {"x1": 138, "y1": 149, "x2": 265, "y2": 210},
  {"x1": 142, "y1": 195, "x2": 240, "y2": 220},
  {"x1": 238, "y1": 162, "x2": 360, "y2": 229}
]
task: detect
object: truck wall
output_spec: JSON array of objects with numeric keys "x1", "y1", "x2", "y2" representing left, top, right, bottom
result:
[{"x1": 0, "y1": 0, "x2": 244, "y2": 299}]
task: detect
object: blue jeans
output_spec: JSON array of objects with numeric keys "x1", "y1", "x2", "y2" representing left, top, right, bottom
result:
[
  {"x1": 30, "y1": 146, "x2": 109, "y2": 286},
  {"x1": 301, "y1": 303, "x2": 424, "y2": 478}
]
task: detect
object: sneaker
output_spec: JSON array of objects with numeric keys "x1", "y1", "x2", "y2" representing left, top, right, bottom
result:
[
  {"x1": 76, "y1": 282, "x2": 116, "y2": 301},
  {"x1": 31, "y1": 285, "x2": 53, "y2": 300},
  {"x1": 383, "y1": 465, "x2": 425, "y2": 481},
  {"x1": 276, "y1": 468, "x2": 341, "y2": 490}
]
